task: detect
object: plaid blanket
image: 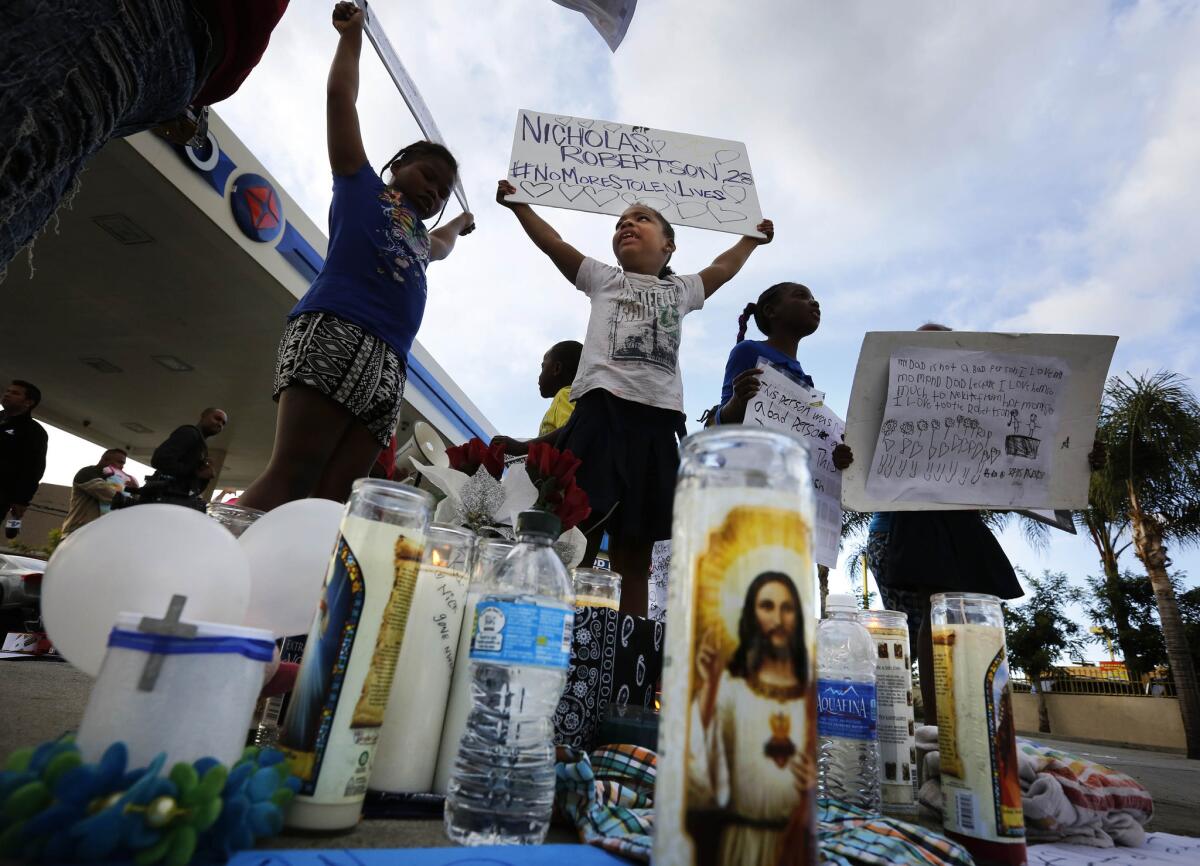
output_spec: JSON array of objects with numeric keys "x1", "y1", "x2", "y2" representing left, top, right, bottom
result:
[{"x1": 555, "y1": 745, "x2": 973, "y2": 864}]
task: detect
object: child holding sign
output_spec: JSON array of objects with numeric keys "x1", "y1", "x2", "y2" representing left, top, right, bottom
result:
[
  {"x1": 495, "y1": 178, "x2": 773, "y2": 615},
  {"x1": 711, "y1": 281, "x2": 853, "y2": 466},
  {"x1": 240, "y1": 2, "x2": 475, "y2": 510}
]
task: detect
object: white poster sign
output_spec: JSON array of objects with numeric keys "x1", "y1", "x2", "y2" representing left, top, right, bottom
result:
[
  {"x1": 842, "y1": 332, "x2": 1118, "y2": 512},
  {"x1": 505, "y1": 109, "x2": 765, "y2": 237},
  {"x1": 747, "y1": 361, "x2": 845, "y2": 568}
]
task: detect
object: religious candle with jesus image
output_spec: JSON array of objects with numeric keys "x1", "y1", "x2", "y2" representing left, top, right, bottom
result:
[{"x1": 655, "y1": 428, "x2": 817, "y2": 866}]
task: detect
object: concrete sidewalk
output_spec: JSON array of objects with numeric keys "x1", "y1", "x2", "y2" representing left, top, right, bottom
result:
[
  {"x1": 2, "y1": 659, "x2": 1198, "y2": 848},
  {"x1": 0, "y1": 659, "x2": 566, "y2": 849}
]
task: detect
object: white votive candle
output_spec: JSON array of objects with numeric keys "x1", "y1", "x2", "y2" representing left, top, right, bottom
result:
[{"x1": 370, "y1": 524, "x2": 476, "y2": 793}]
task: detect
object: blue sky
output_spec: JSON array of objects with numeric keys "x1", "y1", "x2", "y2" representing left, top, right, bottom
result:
[{"x1": 45, "y1": 0, "x2": 1200, "y2": 648}]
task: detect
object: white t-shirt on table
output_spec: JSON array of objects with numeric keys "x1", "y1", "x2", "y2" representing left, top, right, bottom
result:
[{"x1": 569, "y1": 257, "x2": 705, "y2": 413}]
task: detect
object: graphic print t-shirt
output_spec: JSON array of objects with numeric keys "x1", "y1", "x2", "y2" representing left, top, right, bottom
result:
[
  {"x1": 290, "y1": 163, "x2": 431, "y2": 360},
  {"x1": 570, "y1": 257, "x2": 705, "y2": 413}
]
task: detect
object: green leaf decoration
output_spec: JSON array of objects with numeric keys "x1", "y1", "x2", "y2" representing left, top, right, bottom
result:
[
  {"x1": 192, "y1": 796, "x2": 222, "y2": 832},
  {"x1": 193, "y1": 765, "x2": 227, "y2": 805},
  {"x1": 3, "y1": 748, "x2": 32, "y2": 773},
  {"x1": 44, "y1": 751, "x2": 83, "y2": 787},
  {"x1": 168, "y1": 763, "x2": 198, "y2": 797},
  {"x1": 3, "y1": 781, "x2": 51, "y2": 820},
  {"x1": 164, "y1": 825, "x2": 197, "y2": 866},
  {"x1": 133, "y1": 833, "x2": 171, "y2": 866}
]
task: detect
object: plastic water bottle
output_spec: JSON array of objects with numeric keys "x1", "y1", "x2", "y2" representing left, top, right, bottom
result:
[
  {"x1": 444, "y1": 510, "x2": 575, "y2": 846},
  {"x1": 817, "y1": 593, "x2": 880, "y2": 811}
]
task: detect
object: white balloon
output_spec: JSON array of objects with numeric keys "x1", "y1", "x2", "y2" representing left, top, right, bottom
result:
[
  {"x1": 43, "y1": 505, "x2": 251, "y2": 676},
  {"x1": 238, "y1": 498, "x2": 344, "y2": 637}
]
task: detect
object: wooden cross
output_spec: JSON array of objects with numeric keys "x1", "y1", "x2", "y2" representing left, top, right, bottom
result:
[{"x1": 137, "y1": 594, "x2": 198, "y2": 691}]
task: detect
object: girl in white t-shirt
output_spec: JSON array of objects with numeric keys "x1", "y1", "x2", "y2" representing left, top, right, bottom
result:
[{"x1": 494, "y1": 179, "x2": 773, "y2": 615}]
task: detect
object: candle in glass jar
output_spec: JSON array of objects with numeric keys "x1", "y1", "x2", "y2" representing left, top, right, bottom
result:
[
  {"x1": 370, "y1": 525, "x2": 476, "y2": 794},
  {"x1": 432, "y1": 538, "x2": 515, "y2": 795},
  {"x1": 572, "y1": 567, "x2": 622, "y2": 610}
]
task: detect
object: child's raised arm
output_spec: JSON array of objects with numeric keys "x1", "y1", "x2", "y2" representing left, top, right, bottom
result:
[
  {"x1": 496, "y1": 180, "x2": 585, "y2": 284},
  {"x1": 698, "y1": 219, "x2": 774, "y2": 298},
  {"x1": 327, "y1": 2, "x2": 368, "y2": 176},
  {"x1": 430, "y1": 212, "x2": 476, "y2": 262}
]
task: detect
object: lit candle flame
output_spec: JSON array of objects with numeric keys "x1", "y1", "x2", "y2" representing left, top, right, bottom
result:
[{"x1": 430, "y1": 548, "x2": 447, "y2": 568}]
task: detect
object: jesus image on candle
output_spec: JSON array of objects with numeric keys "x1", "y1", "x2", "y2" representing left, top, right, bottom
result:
[{"x1": 688, "y1": 570, "x2": 815, "y2": 866}]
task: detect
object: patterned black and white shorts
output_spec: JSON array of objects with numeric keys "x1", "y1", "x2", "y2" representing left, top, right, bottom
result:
[{"x1": 273, "y1": 312, "x2": 405, "y2": 447}]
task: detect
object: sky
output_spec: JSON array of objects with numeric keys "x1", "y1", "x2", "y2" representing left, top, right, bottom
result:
[{"x1": 43, "y1": 0, "x2": 1200, "y2": 651}]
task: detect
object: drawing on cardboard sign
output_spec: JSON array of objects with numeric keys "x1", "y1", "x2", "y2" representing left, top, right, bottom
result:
[
  {"x1": 865, "y1": 347, "x2": 1069, "y2": 506},
  {"x1": 505, "y1": 109, "x2": 765, "y2": 238},
  {"x1": 841, "y1": 332, "x2": 1117, "y2": 513}
]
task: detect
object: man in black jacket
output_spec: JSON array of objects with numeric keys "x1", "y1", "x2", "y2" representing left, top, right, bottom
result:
[
  {"x1": 0, "y1": 380, "x2": 48, "y2": 531},
  {"x1": 139, "y1": 407, "x2": 227, "y2": 510}
]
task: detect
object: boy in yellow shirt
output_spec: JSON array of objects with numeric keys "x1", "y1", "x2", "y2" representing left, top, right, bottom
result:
[{"x1": 494, "y1": 340, "x2": 582, "y2": 454}]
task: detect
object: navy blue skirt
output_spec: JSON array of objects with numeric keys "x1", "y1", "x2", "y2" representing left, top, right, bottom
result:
[{"x1": 554, "y1": 389, "x2": 686, "y2": 543}]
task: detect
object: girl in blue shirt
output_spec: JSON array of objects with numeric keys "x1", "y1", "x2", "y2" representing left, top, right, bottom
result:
[
  {"x1": 712, "y1": 283, "x2": 851, "y2": 476},
  {"x1": 241, "y1": 3, "x2": 474, "y2": 510}
]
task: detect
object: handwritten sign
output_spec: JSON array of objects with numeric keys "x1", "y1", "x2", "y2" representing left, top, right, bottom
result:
[
  {"x1": 864, "y1": 348, "x2": 1070, "y2": 506},
  {"x1": 506, "y1": 109, "x2": 765, "y2": 237},
  {"x1": 748, "y1": 361, "x2": 845, "y2": 568},
  {"x1": 842, "y1": 333, "x2": 1118, "y2": 512}
]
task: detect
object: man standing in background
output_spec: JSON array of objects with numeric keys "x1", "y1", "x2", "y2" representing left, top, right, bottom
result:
[
  {"x1": 0, "y1": 380, "x2": 48, "y2": 537},
  {"x1": 139, "y1": 407, "x2": 227, "y2": 511}
]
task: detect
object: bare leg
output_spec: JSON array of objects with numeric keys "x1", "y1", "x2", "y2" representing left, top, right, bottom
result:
[
  {"x1": 609, "y1": 535, "x2": 653, "y2": 617},
  {"x1": 239, "y1": 384, "x2": 353, "y2": 511},
  {"x1": 312, "y1": 421, "x2": 383, "y2": 503}
]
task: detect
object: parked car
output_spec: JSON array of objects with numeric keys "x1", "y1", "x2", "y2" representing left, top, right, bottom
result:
[{"x1": 0, "y1": 553, "x2": 46, "y2": 613}]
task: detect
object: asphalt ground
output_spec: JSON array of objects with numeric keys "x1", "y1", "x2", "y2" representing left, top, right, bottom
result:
[{"x1": 2, "y1": 657, "x2": 1197, "y2": 851}]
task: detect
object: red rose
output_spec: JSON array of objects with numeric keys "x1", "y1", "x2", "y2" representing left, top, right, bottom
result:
[
  {"x1": 446, "y1": 437, "x2": 506, "y2": 480},
  {"x1": 555, "y1": 479, "x2": 592, "y2": 531},
  {"x1": 526, "y1": 443, "x2": 582, "y2": 491},
  {"x1": 525, "y1": 443, "x2": 590, "y2": 531}
]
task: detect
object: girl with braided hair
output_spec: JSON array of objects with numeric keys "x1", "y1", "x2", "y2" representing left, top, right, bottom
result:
[
  {"x1": 709, "y1": 282, "x2": 854, "y2": 467},
  {"x1": 241, "y1": 3, "x2": 474, "y2": 510}
]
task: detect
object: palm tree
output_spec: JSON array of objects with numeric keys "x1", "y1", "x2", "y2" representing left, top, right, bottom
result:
[
  {"x1": 1095, "y1": 371, "x2": 1200, "y2": 757},
  {"x1": 828, "y1": 510, "x2": 873, "y2": 615}
]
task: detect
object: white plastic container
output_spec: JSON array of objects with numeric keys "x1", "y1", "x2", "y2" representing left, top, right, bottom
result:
[{"x1": 76, "y1": 613, "x2": 274, "y2": 770}]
